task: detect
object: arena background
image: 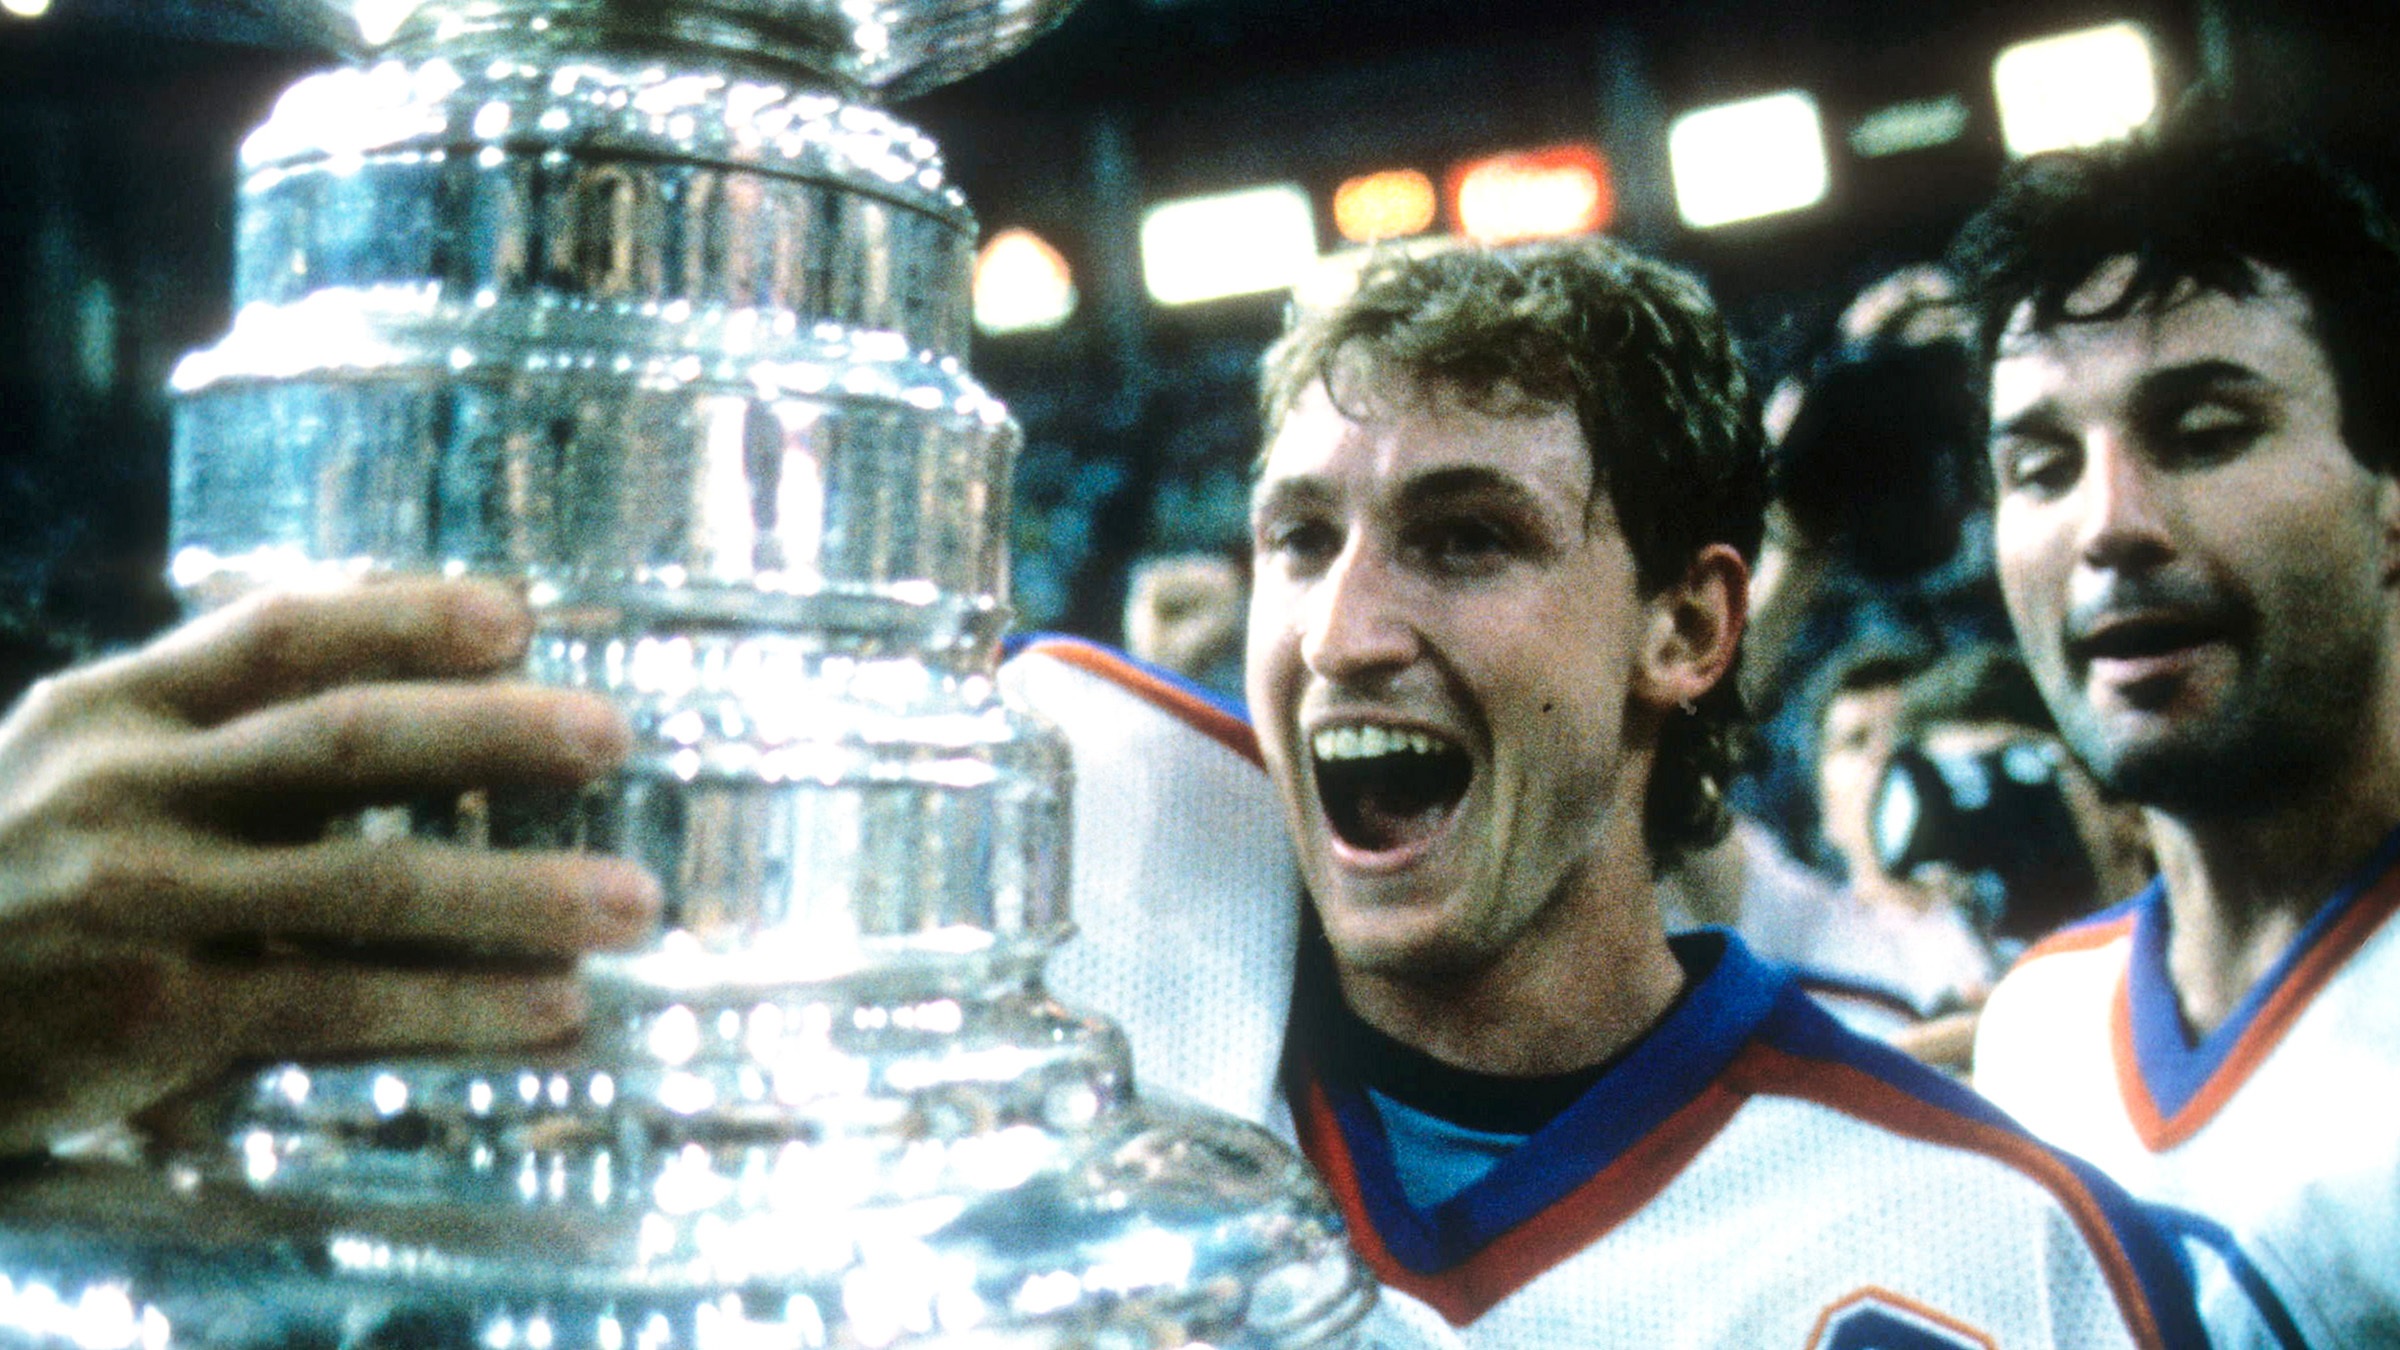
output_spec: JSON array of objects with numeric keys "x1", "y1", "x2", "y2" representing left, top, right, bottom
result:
[{"x1": 0, "y1": 0, "x2": 2388, "y2": 683}]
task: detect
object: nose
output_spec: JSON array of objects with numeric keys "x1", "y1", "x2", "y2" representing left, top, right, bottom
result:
[
  {"x1": 1299, "y1": 537, "x2": 1421, "y2": 683},
  {"x1": 2076, "y1": 436, "x2": 2176, "y2": 574}
]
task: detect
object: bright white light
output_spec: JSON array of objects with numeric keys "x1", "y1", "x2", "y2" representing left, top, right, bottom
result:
[
  {"x1": 658, "y1": 1071, "x2": 718, "y2": 1116},
  {"x1": 371, "y1": 1073, "x2": 409, "y2": 1117},
  {"x1": 1849, "y1": 94, "x2": 1972, "y2": 158},
  {"x1": 1140, "y1": 184, "x2": 1318, "y2": 306},
  {"x1": 1994, "y1": 23, "x2": 2158, "y2": 158},
  {"x1": 242, "y1": 1131, "x2": 280, "y2": 1185},
  {"x1": 353, "y1": 0, "x2": 421, "y2": 45},
  {"x1": 973, "y1": 229, "x2": 1077, "y2": 335},
  {"x1": 70, "y1": 1285, "x2": 139, "y2": 1350},
  {"x1": 647, "y1": 1004, "x2": 704, "y2": 1066},
  {"x1": 1083, "y1": 1228, "x2": 1195, "y2": 1294},
  {"x1": 1, "y1": 0, "x2": 51, "y2": 19},
  {"x1": 1669, "y1": 91, "x2": 1830, "y2": 229}
]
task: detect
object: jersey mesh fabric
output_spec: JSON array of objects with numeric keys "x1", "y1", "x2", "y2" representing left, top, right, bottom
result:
[
  {"x1": 1454, "y1": 1093, "x2": 2140, "y2": 1347},
  {"x1": 1006, "y1": 640, "x2": 2194, "y2": 1348},
  {"x1": 998, "y1": 640, "x2": 1300, "y2": 1130},
  {"x1": 1293, "y1": 937, "x2": 2195, "y2": 1348},
  {"x1": 1976, "y1": 872, "x2": 2400, "y2": 1350}
]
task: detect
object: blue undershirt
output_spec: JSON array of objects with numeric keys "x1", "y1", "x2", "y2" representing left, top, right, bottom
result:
[{"x1": 1312, "y1": 937, "x2": 1708, "y2": 1212}]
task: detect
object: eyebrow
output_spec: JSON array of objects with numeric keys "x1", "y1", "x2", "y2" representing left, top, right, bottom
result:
[
  {"x1": 1393, "y1": 465, "x2": 1553, "y2": 515},
  {"x1": 2129, "y1": 360, "x2": 2275, "y2": 417},
  {"x1": 1248, "y1": 475, "x2": 1332, "y2": 526},
  {"x1": 1250, "y1": 464, "x2": 1563, "y2": 521}
]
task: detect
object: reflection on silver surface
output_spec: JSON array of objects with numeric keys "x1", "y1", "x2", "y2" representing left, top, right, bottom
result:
[
  {"x1": 0, "y1": 2, "x2": 1374, "y2": 1346},
  {"x1": 283, "y1": 1, "x2": 1089, "y2": 100}
]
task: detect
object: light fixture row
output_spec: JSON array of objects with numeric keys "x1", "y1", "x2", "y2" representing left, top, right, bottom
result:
[{"x1": 972, "y1": 20, "x2": 2160, "y2": 330}]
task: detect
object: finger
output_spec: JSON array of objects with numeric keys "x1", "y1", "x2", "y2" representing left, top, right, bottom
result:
[
  {"x1": 119, "y1": 579, "x2": 535, "y2": 725},
  {"x1": 168, "y1": 680, "x2": 629, "y2": 804},
  {"x1": 0, "y1": 939, "x2": 209, "y2": 1151},
  {"x1": 72, "y1": 836, "x2": 659, "y2": 955},
  {"x1": 207, "y1": 962, "x2": 592, "y2": 1064}
]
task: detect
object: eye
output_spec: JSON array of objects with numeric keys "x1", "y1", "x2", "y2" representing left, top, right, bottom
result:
[
  {"x1": 1255, "y1": 514, "x2": 1341, "y2": 574},
  {"x1": 1992, "y1": 434, "x2": 2079, "y2": 498},
  {"x1": 1406, "y1": 514, "x2": 1517, "y2": 575},
  {"x1": 2165, "y1": 400, "x2": 2264, "y2": 462}
]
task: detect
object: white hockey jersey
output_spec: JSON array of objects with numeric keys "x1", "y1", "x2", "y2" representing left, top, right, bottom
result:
[
  {"x1": 1005, "y1": 636, "x2": 2203, "y2": 1349},
  {"x1": 1975, "y1": 835, "x2": 2400, "y2": 1350}
]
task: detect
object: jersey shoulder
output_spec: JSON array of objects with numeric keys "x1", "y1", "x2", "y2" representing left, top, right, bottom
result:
[
  {"x1": 2016, "y1": 892, "x2": 2147, "y2": 968},
  {"x1": 1002, "y1": 633, "x2": 1259, "y2": 765},
  {"x1": 998, "y1": 636, "x2": 1299, "y2": 1128},
  {"x1": 1728, "y1": 990, "x2": 2203, "y2": 1350}
]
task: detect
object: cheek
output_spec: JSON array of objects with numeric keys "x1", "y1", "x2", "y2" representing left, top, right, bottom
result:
[
  {"x1": 1820, "y1": 755, "x2": 1858, "y2": 803},
  {"x1": 1994, "y1": 506, "x2": 2068, "y2": 630},
  {"x1": 1242, "y1": 589, "x2": 1293, "y2": 701}
]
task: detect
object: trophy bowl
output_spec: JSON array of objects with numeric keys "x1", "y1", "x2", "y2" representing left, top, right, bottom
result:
[
  {"x1": 0, "y1": 1, "x2": 1380, "y2": 1346},
  {"x1": 271, "y1": 0, "x2": 1089, "y2": 99}
]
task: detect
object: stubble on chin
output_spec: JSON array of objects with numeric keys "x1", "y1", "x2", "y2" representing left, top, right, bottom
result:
[
  {"x1": 2056, "y1": 656, "x2": 2377, "y2": 818},
  {"x1": 1311, "y1": 883, "x2": 1527, "y2": 994},
  {"x1": 1315, "y1": 896, "x2": 1461, "y2": 981}
]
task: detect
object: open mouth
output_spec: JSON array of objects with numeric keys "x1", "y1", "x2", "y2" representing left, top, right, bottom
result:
[
  {"x1": 2072, "y1": 612, "x2": 2225, "y2": 665},
  {"x1": 1311, "y1": 723, "x2": 1473, "y2": 854}
]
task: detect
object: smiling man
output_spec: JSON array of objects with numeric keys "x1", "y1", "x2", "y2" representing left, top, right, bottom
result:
[
  {"x1": 1955, "y1": 130, "x2": 2400, "y2": 1348},
  {"x1": 1183, "y1": 238, "x2": 2199, "y2": 1345}
]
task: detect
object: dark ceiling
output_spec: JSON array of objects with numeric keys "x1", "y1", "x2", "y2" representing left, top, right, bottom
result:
[{"x1": 0, "y1": 0, "x2": 2395, "y2": 644}]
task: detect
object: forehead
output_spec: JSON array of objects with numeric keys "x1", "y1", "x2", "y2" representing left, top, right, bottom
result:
[
  {"x1": 1823, "y1": 684, "x2": 1900, "y2": 734},
  {"x1": 1920, "y1": 720, "x2": 2035, "y2": 761},
  {"x1": 1989, "y1": 258, "x2": 2330, "y2": 423},
  {"x1": 1256, "y1": 372, "x2": 1594, "y2": 510}
]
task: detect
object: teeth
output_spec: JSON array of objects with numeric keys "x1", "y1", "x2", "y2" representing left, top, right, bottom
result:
[{"x1": 1312, "y1": 726, "x2": 1444, "y2": 761}]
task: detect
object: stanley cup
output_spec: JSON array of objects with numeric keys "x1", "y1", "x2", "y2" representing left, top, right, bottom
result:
[{"x1": 0, "y1": 3, "x2": 1375, "y2": 1345}]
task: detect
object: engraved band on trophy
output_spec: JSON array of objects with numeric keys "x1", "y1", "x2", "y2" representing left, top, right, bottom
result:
[{"x1": 0, "y1": 3, "x2": 1376, "y2": 1345}]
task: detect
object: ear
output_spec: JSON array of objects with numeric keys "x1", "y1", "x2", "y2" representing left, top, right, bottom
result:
[{"x1": 1633, "y1": 543, "x2": 1749, "y2": 713}]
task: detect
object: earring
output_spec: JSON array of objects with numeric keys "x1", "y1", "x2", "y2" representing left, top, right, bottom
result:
[{"x1": 1679, "y1": 696, "x2": 1698, "y2": 716}]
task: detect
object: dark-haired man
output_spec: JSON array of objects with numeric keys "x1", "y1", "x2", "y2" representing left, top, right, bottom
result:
[{"x1": 1957, "y1": 128, "x2": 2400, "y2": 1347}]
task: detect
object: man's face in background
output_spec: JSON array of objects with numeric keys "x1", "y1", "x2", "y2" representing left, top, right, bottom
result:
[{"x1": 1988, "y1": 260, "x2": 2400, "y2": 814}]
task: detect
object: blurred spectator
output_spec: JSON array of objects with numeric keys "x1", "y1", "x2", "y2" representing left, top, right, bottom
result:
[
  {"x1": 1662, "y1": 639, "x2": 1993, "y2": 1039},
  {"x1": 1775, "y1": 274, "x2": 1982, "y2": 584},
  {"x1": 1883, "y1": 644, "x2": 2153, "y2": 939},
  {"x1": 1813, "y1": 642, "x2": 1930, "y2": 895},
  {"x1": 1873, "y1": 645, "x2": 2153, "y2": 1070},
  {"x1": 1121, "y1": 550, "x2": 1246, "y2": 700},
  {"x1": 1675, "y1": 639, "x2": 2149, "y2": 1065},
  {"x1": 1738, "y1": 267, "x2": 2013, "y2": 855},
  {"x1": 1797, "y1": 640, "x2": 2000, "y2": 1017}
]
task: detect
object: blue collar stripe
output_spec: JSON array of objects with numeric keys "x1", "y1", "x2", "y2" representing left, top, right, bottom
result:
[
  {"x1": 1322, "y1": 931, "x2": 1784, "y2": 1271},
  {"x1": 2126, "y1": 823, "x2": 2400, "y2": 1119},
  {"x1": 1757, "y1": 971, "x2": 2211, "y2": 1350}
]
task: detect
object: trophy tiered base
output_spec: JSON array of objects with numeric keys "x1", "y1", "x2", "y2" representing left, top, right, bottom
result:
[{"x1": 0, "y1": 5, "x2": 1373, "y2": 1347}]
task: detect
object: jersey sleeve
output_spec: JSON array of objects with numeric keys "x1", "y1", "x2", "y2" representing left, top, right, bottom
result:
[{"x1": 997, "y1": 637, "x2": 1301, "y2": 1130}]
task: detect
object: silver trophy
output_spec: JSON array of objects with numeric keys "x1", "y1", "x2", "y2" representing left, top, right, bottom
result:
[{"x1": 0, "y1": 3, "x2": 1374, "y2": 1345}]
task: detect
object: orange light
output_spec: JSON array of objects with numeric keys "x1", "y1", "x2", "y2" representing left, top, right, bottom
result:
[
  {"x1": 1448, "y1": 144, "x2": 1613, "y2": 244},
  {"x1": 973, "y1": 228, "x2": 1077, "y2": 334},
  {"x1": 1332, "y1": 169, "x2": 1439, "y2": 244}
]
